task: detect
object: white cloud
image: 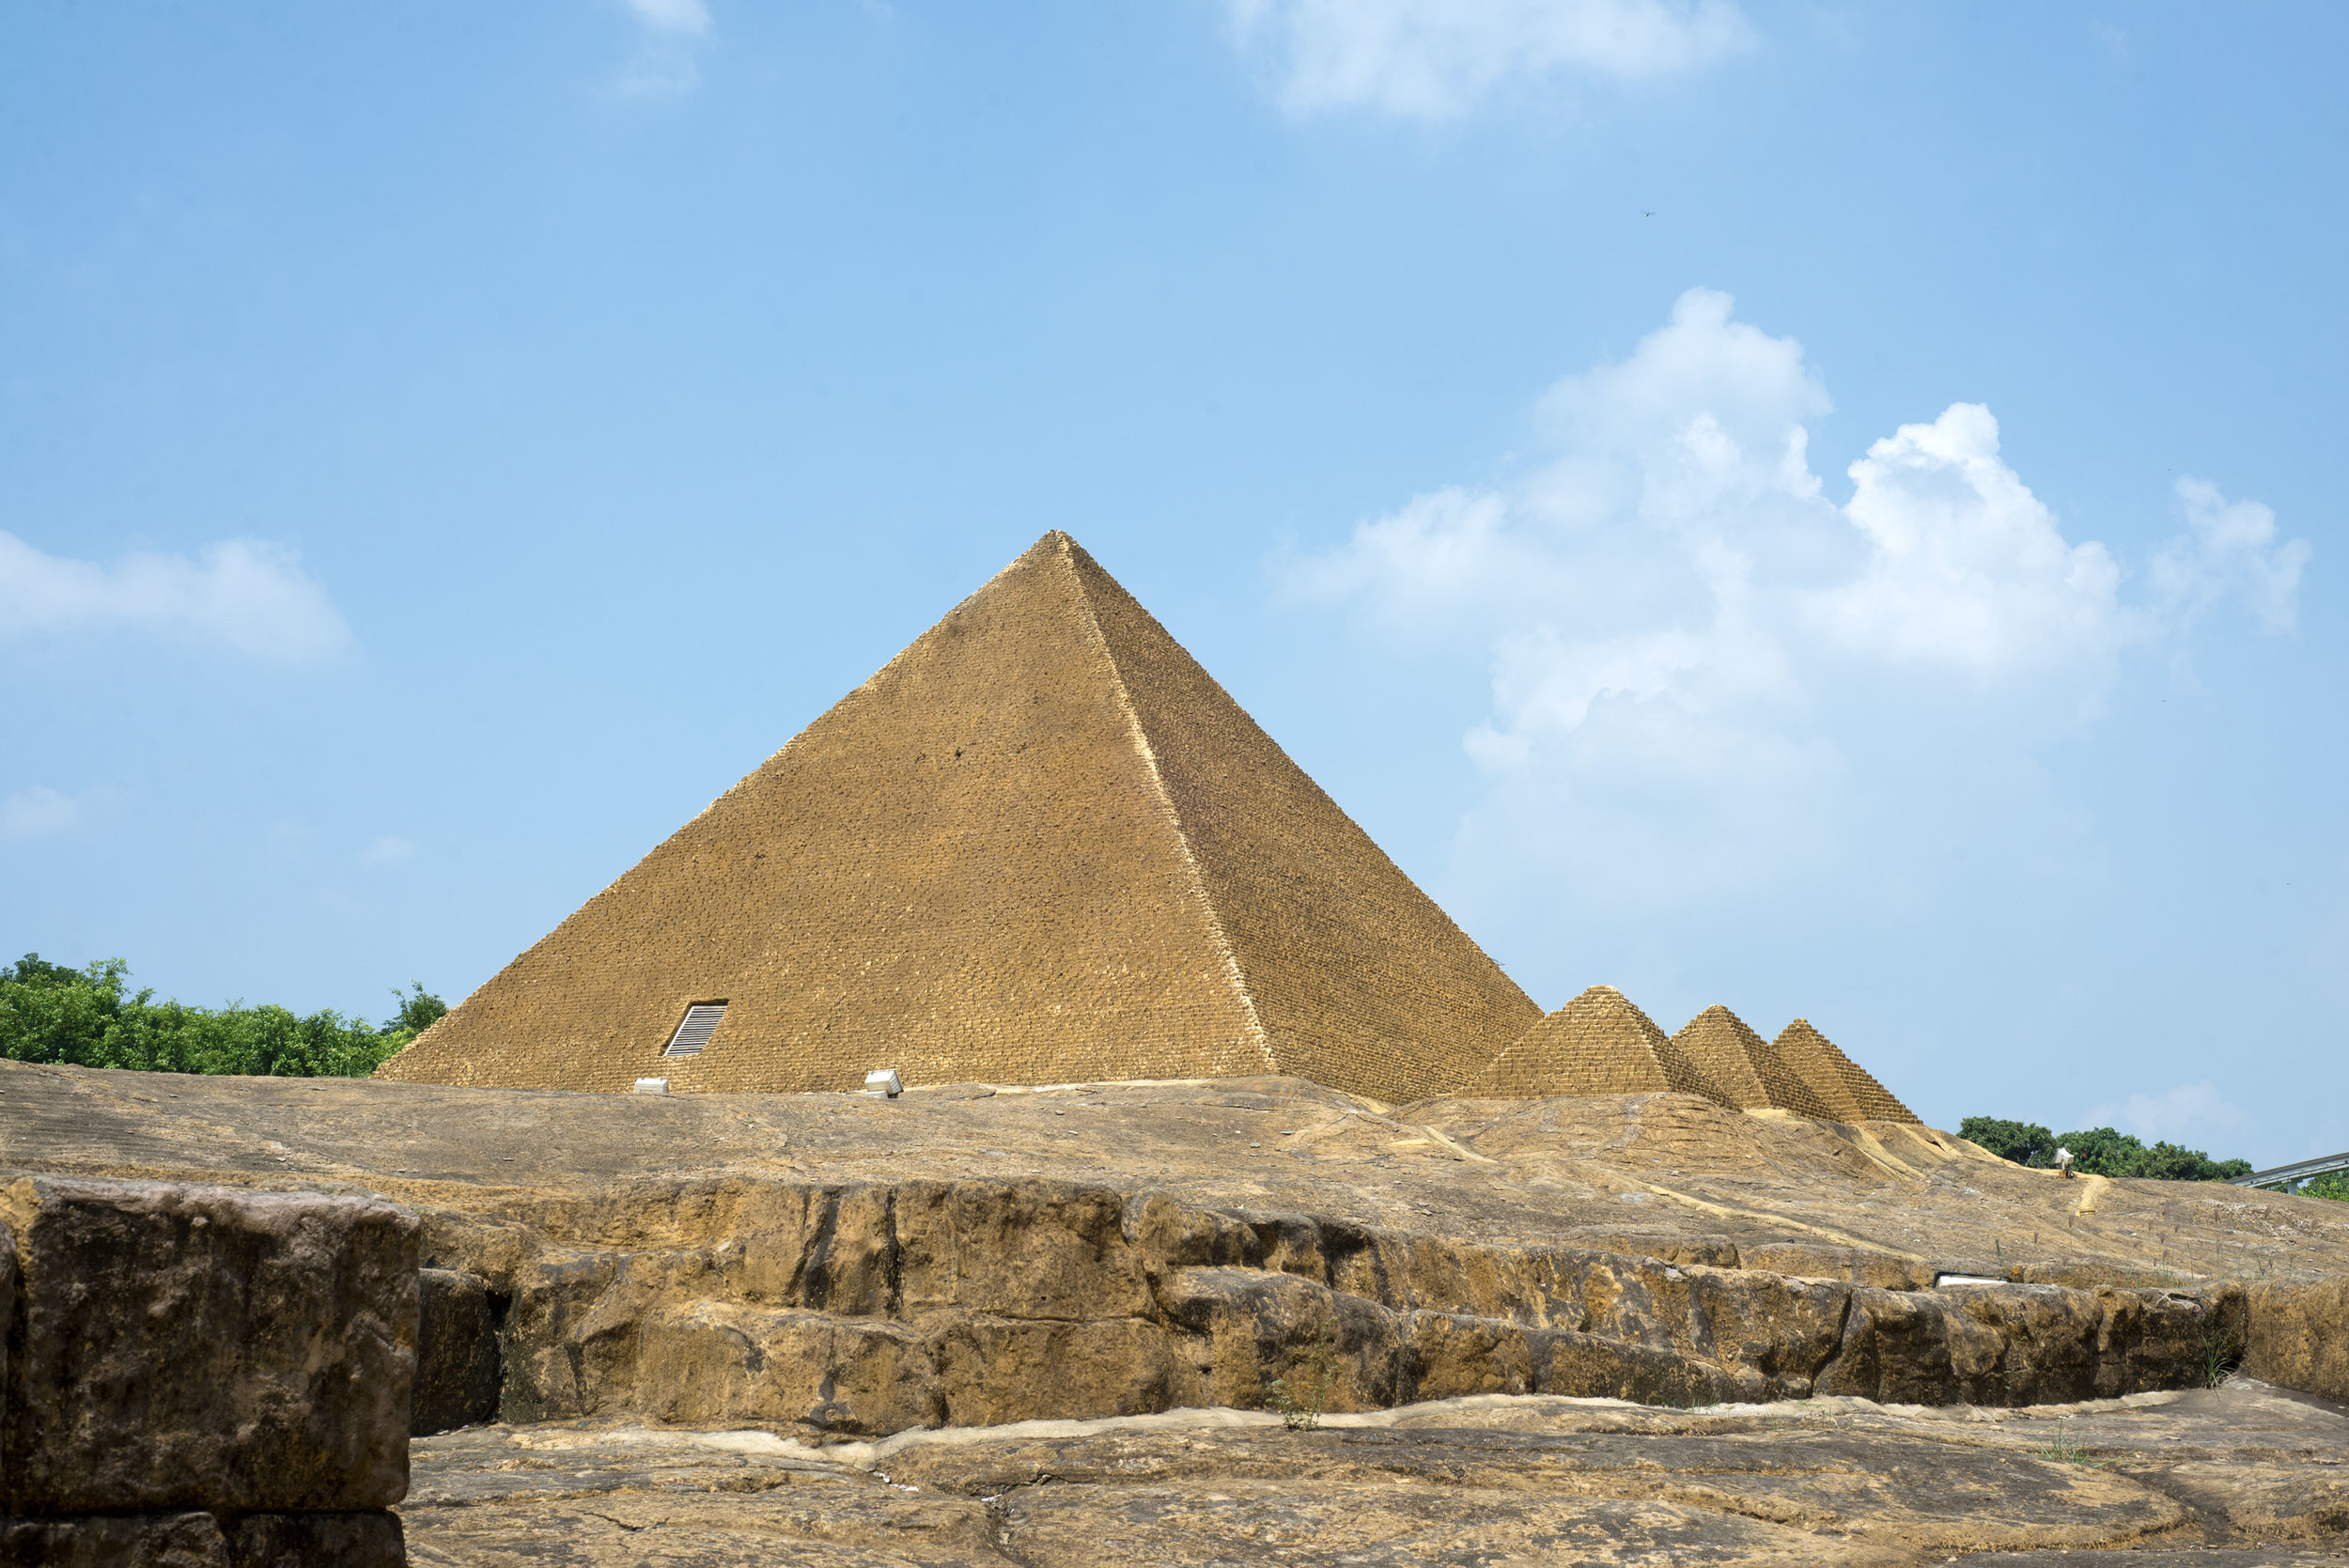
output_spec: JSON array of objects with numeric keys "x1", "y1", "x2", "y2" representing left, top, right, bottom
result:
[
  {"x1": 1, "y1": 785, "x2": 83, "y2": 840},
  {"x1": 1288, "y1": 287, "x2": 2309, "y2": 900},
  {"x1": 2076, "y1": 1080, "x2": 2251, "y2": 1150},
  {"x1": 2151, "y1": 477, "x2": 2310, "y2": 634},
  {"x1": 0, "y1": 532, "x2": 353, "y2": 664},
  {"x1": 1226, "y1": 0, "x2": 1752, "y2": 118},
  {"x1": 629, "y1": 0, "x2": 710, "y2": 36},
  {"x1": 1810, "y1": 403, "x2": 2135, "y2": 681},
  {"x1": 617, "y1": 0, "x2": 713, "y2": 95},
  {"x1": 359, "y1": 835, "x2": 419, "y2": 866}
]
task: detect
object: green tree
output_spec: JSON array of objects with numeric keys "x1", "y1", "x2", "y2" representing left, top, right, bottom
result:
[
  {"x1": 2304, "y1": 1171, "x2": 2349, "y2": 1202},
  {"x1": 0, "y1": 954, "x2": 442, "y2": 1079},
  {"x1": 1958, "y1": 1116, "x2": 2059, "y2": 1167},
  {"x1": 1961, "y1": 1110, "x2": 2250, "y2": 1183}
]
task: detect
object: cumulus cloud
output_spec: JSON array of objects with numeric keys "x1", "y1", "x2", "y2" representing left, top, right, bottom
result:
[
  {"x1": 1810, "y1": 403, "x2": 2133, "y2": 682},
  {"x1": 1287, "y1": 287, "x2": 2309, "y2": 898},
  {"x1": 2077, "y1": 1080, "x2": 2251, "y2": 1151},
  {"x1": 1226, "y1": 0, "x2": 1752, "y2": 118},
  {"x1": 0, "y1": 532, "x2": 352, "y2": 664}
]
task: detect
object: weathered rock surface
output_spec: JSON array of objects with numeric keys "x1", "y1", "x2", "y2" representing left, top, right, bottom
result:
[
  {"x1": 0, "y1": 1511, "x2": 405, "y2": 1568},
  {"x1": 4, "y1": 1063, "x2": 2335, "y2": 1440},
  {"x1": 8, "y1": 1063, "x2": 2341, "y2": 1288},
  {"x1": 0, "y1": 1174, "x2": 417, "y2": 1514},
  {"x1": 413, "y1": 1268, "x2": 501, "y2": 1436},
  {"x1": 396, "y1": 1378, "x2": 2349, "y2": 1565},
  {"x1": 0, "y1": 1512, "x2": 230, "y2": 1568},
  {"x1": 440, "y1": 1172, "x2": 2238, "y2": 1439},
  {"x1": 2247, "y1": 1277, "x2": 2349, "y2": 1404}
]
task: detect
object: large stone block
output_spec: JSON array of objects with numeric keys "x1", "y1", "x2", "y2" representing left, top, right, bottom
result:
[
  {"x1": 1814, "y1": 1285, "x2": 2004, "y2": 1405},
  {"x1": 2245, "y1": 1277, "x2": 2349, "y2": 1403},
  {"x1": 1536, "y1": 1328, "x2": 1749, "y2": 1406},
  {"x1": 226, "y1": 1511, "x2": 405, "y2": 1568},
  {"x1": 929, "y1": 1314, "x2": 1185, "y2": 1424},
  {"x1": 2092, "y1": 1284, "x2": 2239, "y2": 1398},
  {"x1": 634, "y1": 1299, "x2": 940, "y2": 1435},
  {"x1": 0, "y1": 1514, "x2": 228, "y2": 1568},
  {"x1": 1739, "y1": 1241, "x2": 1931, "y2": 1291},
  {"x1": 0, "y1": 1512, "x2": 402, "y2": 1568},
  {"x1": 0, "y1": 1176, "x2": 417, "y2": 1514},
  {"x1": 897, "y1": 1181, "x2": 1150, "y2": 1321},
  {"x1": 0, "y1": 1223, "x2": 14, "y2": 1501},
  {"x1": 1156, "y1": 1268, "x2": 1406, "y2": 1412},
  {"x1": 412, "y1": 1268, "x2": 501, "y2": 1436}
]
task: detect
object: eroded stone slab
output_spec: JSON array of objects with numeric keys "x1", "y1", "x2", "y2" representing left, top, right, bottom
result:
[
  {"x1": 0, "y1": 1175, "x2": 417, "y2": 1514},
  {"x1": 397, "y1": 1378, "x2": 2349, "y2": 1566}
]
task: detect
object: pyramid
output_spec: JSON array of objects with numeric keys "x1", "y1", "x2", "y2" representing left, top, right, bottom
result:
[
  {"x1": 1483, "y1": 986, "x2": 1731, "y2": 1106},
  {"x1": 376, "y1": 532, "x2": 1542, "y2": 1103},
  {"x1": 1768, "y1": 1018, "x2": 1921, "y2": 1124},
  {"x1": 1670, "y1": 1004, "x2": 1837, "y2": 1120}
]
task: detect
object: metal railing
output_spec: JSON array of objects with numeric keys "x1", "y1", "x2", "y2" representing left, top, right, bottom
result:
[{"x1": 2229, "y1": 1150, "x2": 2349, "y2": 1189}]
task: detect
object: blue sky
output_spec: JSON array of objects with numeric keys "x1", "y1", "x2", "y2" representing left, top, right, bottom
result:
[{"x1": 4, "y1": 2, "x2": 2341, "y2": 1163}]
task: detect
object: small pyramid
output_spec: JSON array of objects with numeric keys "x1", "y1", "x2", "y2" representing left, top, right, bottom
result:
[
  {"x1": 376, "y1": 532, "x2": 1541, "y2": 1103},
  {"x1": 1485, "y1": 986, "x2": 1732, "y2": 1107},
  {"x1": 1769, "y1": 1018, "x2": 1921, "y2": 1124},
  {"x1": 1671, "y1": 1004, "x2": 1837, "y2": 1120}
]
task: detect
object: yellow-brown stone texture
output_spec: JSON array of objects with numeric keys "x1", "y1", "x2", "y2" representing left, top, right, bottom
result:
[
  {"x1": 375, "y1": 532, "x2": 1541, "y2": 1103},
  {"x1": 1671, "y1": 1004, "x2": 1837, "y2": 1121},
  {"x1": 1483, "y1": 986, "x2": 1729, "y2": 1104},
  {"x1": 1771, "y1": 1017, "x2": 1921, "y2": 1124}
]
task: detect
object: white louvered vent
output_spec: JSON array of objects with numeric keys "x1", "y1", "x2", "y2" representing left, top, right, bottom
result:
[{"x1": 663, "y1": 1002, "x2": 727, "y2": 1057}]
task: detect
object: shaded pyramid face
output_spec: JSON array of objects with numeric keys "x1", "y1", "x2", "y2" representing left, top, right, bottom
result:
[
  {"x1": 1485, "y1": 986, "x2": 1731, "y2": 1107},
  {"x1": 377, "y1": 532, "x2": 1541, "y2": 1103},
  {"x1": 1671, "y1": 1004, "x2": 1837, "y2": 1121},
  {"x1": 1769, "y1": 1019, "x2": 1921, "y2": 1125}
]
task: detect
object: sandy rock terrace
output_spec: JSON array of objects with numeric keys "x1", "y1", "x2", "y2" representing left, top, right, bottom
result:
[{"x1": 6, "y1": 1060, "x2": 2347, "y2": 1564}]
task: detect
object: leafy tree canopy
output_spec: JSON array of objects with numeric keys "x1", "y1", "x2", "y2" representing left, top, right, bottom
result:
[
  {"x1": 2305, "y1": 1170, "x2": 2349, "y2": 1203},
  {"x1": 1957, "y1": 1116, "x2": 2059, "y2": 1167},
  {"x1": 1961, "y1": 1111, "x2": 2252, "y2": 1183},
  {"x1": 0, "y1": 954, "x2": 443, "y2": 1079}
]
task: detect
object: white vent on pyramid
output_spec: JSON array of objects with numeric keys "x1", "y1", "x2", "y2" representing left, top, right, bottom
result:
[{"x1": 663, "y1": 1002, "x2": 727, "y2": 1057}]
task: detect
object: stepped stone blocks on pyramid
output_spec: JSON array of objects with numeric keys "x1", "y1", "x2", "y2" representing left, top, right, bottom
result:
[
  {"x1": 1671, "y1": 1005, "x2": 1837, "y2": 1121},
  {"x1": 1482, "y1": 986, "x2": 1732, "y2": 1106},
  {"x1": 1769, "y1": 1018, "x2": 1921, "y2": 1124},
  {"x1": 376, "y1": 532, "x2": 1541, "y2": 1105}
]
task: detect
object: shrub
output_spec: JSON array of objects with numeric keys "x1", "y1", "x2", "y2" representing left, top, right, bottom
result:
[{"x1": 0, "y1": 953, "x2": 442, "y2": 1079}]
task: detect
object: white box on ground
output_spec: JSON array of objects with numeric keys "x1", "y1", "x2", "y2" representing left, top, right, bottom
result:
[{"x1": 864, "y1": 1068, "x2": 903, "y2": 1098}]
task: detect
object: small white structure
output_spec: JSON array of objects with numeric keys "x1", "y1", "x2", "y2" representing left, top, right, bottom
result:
[
  {"x1": 634, "y1": 1078, "x2": 672, "y2": 1095},
  {"x1": 864, "y1": 1068, "x2": 903, "y2": 1099},
  {"x1": 2054, "y1": 1146, "x2": 2075, "y2": 1178}
]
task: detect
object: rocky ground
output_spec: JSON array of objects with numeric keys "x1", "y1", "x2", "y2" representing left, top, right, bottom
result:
[
  {"x1": 403, "y1": 1380, "x2": 2349, "y2": 1565},
  {"x1": 6, "y1": 1061, "x2": 2346, "y2": 1562},
  {"x1": 4, "y1": 1062, "x2": 2341, "y2": 1283}
]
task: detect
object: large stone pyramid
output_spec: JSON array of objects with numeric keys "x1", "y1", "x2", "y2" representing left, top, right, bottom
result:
[
  {"x1": 1769, "y1": 1018, "x2": 1921, "y2": 1124},
  {"x1": 1670, "y1": 1004, "x2": 1836, "y2": 1120},
  {"x1": 377, "y1": 532, "x2": 1542, "y2": 1103},
  {"x1": 1483, "y1": 986, "x2": 1729, "y2": 1105}
]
